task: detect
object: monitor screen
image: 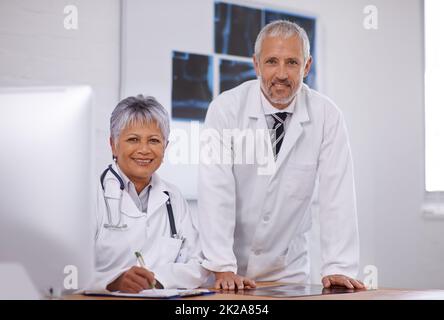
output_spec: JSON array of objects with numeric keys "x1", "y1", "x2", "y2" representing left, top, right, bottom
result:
[{"x1": 0, "y1": 86, "x2": 95, "y2": 298}]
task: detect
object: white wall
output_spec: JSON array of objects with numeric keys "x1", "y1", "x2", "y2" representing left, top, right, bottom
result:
[
  {"x1": 1, "y1": 0, "x2": 442, "y2": 289},
  {"x1": 0, "y1": 0, "x2": 120, "y2": 176}
]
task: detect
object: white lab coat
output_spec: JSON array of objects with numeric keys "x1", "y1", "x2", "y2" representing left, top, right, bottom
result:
[
  {"x1": 91, "y1": 164, "x2": 209, "y2": 290},
  {"x1": 198, "y1": 80, "x2": 359, "y2": 283}
]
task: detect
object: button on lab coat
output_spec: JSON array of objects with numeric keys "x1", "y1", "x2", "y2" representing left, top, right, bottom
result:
[
  {"x1": 92, "y1": 164, "x2": 209, "y2": 290},
  {"x1": 198, "y1": 80, "x2": 359, "y2": 283}
]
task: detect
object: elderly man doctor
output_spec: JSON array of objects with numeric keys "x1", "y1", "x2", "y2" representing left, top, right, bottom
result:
[
  {"x1": 93, "y1": 95, "x2": 209, "y2": 292},
  {"x1": 198, "y1": 20, "x2": 364, "y2": 290}
]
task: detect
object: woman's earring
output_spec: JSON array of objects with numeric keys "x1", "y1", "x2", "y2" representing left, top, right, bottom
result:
[{"x1": 112, "y1": 156, "x2": 117, "y2": 162}]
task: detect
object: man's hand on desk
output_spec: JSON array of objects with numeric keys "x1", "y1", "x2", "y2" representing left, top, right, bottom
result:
[
  {"x1": 214, "y1": 271, "x2": 256, "y2": 290},
  {"x1": 322, "y1": 274, "x2": 366, "y2": 289},
  {"x1": 107, "y1": 266, "x2": 160, "y2": 293}
]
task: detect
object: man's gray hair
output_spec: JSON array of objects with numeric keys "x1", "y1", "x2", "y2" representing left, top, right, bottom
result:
[
  {"x1": 110, "y1": 95, "x2": 170, "y2": 145},
  {"x1": 254, "y1": 20, "x2": 311, "y2": 62}
]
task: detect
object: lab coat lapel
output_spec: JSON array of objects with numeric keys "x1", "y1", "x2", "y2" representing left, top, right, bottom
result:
[
  {"x1": 106, "y1": 163, "x2": 144, "y2": 218},
  {"x1": 120, "y1": 191, "x2": 145, "y2": 217},
  {"x1": 246, "y1": 81, "x2": 267, "y2": 128},
  {"x1": 275, "y1": 87, "x2": 310, "y2": 170},
  {"x1": 246, "y1": 81, "x2": 274, "y2": 168},
  {"x1": 116, "y1": 170, "x2": 169, "y2": 217},
  {"x1": 146, "y1": 173, "x2": 169, "y2": 216}
]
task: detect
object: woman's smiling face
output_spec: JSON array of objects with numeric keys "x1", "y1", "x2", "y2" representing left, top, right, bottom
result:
[{"x1": 111, "y1": 120, "x2": 165, "y2": 192}]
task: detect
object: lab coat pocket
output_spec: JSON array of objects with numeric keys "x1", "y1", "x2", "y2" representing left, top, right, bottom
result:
[{"x1": 285, "y1": 162, "x2": 317, "y2": 200}]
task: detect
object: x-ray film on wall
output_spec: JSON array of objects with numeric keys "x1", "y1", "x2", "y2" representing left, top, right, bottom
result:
[{"x1": 121, "y1": 0, "x2": 319, "y2": 199}]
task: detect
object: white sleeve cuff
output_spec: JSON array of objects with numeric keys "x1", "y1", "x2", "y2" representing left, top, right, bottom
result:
[
  {"x1": 321, "y1": 265, "x2": 359, "y2": 279},
  {"x1": 202, "y1": 260, "x2": 237, "y2": 274}
]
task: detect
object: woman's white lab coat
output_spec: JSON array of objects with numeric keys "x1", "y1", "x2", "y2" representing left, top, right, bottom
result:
[
  {"x1": 92, "y1": 164, "x2": 209, "y2": 290},
  {"x1": 198, "y1": 80, "x2": 359, "y2": 283}
]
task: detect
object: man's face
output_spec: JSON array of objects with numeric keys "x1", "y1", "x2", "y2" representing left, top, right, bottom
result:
[{"x1": 253, "y1": 35, "x2": 312, "y2": 109}]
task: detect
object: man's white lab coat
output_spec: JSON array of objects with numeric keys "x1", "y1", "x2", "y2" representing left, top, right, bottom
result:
[{"x1": 198, "y1": 80, "x2": 359, "y2": 283}]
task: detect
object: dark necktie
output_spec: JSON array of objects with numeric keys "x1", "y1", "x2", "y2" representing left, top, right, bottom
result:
[{"x1": 271, "y1": 112, "x2": 288, "y2": 159}]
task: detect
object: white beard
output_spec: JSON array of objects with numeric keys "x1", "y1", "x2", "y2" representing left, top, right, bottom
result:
[{"x1": 258, "y1": 76, "x2": 301, "y2": 106}]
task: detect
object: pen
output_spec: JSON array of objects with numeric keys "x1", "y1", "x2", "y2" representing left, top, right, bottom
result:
[{"x1": 134, "y1": 251, "x2": 156, "y2": 290}]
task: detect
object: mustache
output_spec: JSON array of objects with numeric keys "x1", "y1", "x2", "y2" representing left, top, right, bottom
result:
[{"x1": 271, "y1": 80, "x2": 292, "y2": 86}]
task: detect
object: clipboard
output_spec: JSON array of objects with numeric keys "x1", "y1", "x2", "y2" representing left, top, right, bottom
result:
[{"x1": 84, "y1": 288, "x2": 215, "y2": 299}]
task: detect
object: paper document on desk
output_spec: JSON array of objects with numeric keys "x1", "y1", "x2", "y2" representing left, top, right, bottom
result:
[{"x1": 84, "y1": 288, "x2": 213, "y2": 299}]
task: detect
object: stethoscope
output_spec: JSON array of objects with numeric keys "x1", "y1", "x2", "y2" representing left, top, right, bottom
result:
[{"x1": 100, "y1": 164, "x2": 178, "y2": 238}]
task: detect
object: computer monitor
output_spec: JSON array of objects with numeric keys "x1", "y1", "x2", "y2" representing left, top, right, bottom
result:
[{"x1": 0, "y1": 86, "x2": 95, "y2": 299}]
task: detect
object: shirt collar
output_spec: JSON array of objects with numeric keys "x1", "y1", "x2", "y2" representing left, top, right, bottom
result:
[
  {"x1": 115, "y1": 163, "x2": 152, "y2": 195},
  {"x1": 260, "y1": 90, "x2": 296, "y2": 115}
]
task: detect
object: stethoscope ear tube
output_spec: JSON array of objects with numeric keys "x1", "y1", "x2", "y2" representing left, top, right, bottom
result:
[
  {"x1": 101, "y1": 164, "x2": 125, "y2": 191},
  {"x1": 101, "y1": 164, "x2": 128, "y2": 230}
]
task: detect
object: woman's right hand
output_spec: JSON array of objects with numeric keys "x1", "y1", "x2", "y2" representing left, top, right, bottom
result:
[{"x1": 107, "y1": 266, "x2": 157, "y2": 293}]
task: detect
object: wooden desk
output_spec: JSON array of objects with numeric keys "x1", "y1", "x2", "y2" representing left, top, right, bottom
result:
[{"x1": 64, "y1": 282, "x2": 444, "y2": 300}]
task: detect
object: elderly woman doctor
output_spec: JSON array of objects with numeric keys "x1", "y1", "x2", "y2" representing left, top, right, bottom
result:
[{"x1": 93, "y1": 95, "x2": 209, "y2": 292}]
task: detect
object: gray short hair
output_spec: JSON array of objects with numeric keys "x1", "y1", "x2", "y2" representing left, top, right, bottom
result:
[
  {"x1": 110, "y1": 95, "x2": 170, "y2": 144},
  {"x1": 254, "y1": 20, "x2": 311, "y2": 63}
]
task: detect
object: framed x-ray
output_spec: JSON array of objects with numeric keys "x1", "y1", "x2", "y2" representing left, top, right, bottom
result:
[{"x1": 121, "y1": 0, "x2": 320, "y2": 199}]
